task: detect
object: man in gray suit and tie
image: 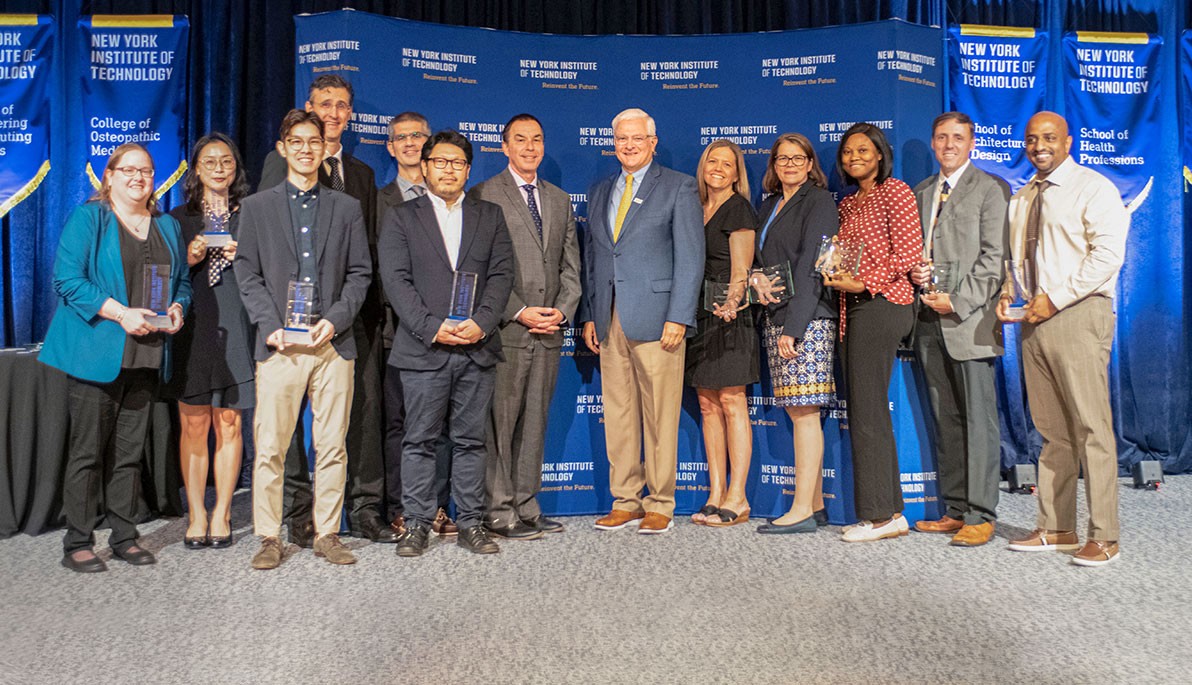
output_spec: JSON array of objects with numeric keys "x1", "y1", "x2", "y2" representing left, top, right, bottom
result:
[
  {"x1": 471, "y1": 113, "x2": 581, "y2": 539},
  {"x1": 910, "y1": 111, "x2": 1010, "y2": 547}
]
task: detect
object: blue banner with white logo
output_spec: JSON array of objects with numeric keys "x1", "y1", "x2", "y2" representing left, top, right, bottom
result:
[
  {"x1": 947, "y1": 24, "x2": 1047, "y2": 191},
  {"x1": 78, "y1": 15, "x2": 188, "y2": 202},
  {"x1": 0, "y1": 14, "x2": 52, "y2": 218},
  {"x1": 293, "y1": 11, "x2": 945, "y2": 524}
]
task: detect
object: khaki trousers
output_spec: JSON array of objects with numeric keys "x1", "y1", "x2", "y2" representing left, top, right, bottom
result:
[
  {"x1": 600, "y1": 308, "x2": 685, "y2": 517},
  {"x1": 1021, "y1": 296, "x2": 1119, "y2": 541},
  {"x1": 253, "y1": 343, "x2": 354, "y2": 538}
]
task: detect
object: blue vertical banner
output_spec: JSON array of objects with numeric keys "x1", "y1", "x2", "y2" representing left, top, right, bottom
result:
[
  {"x1": 947, "y1": 24, "x2": 1047, "y2": 191},
  {"x1": 0, "y1": 14, "x2": 53, "y2": 218},
  {"x1": 78, "y1": 15, "x2": 188, "y2": 202}
]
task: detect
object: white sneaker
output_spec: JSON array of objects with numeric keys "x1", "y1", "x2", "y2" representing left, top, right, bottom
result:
[{"x1": 841, "y1": 517, "x2": 904, "y2": 543}]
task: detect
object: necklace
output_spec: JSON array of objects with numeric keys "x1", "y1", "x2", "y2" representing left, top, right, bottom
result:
[{"x1": 116, "y1": 207, "x2": 150, "y2": 237}]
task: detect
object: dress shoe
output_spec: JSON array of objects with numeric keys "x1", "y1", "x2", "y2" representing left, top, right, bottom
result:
[
  {"x1": 916, "y1": 515, "x2": 964, "y2": 534},
  {"x1": 313, "y1": 534, "x2": 358, "y2": 565},
  {"x1": 706, "y1": 506, "x2": 751, "y2": 528},
  {"x1": 288, "y1": 519, "x2": 315, "y2": 549},
  {"x1": 396, "y1": 523, "x2": 431, "y2": 557},
  {"x1": 841, "y1": 517, "x2": 904, "y2": 543},
  {"x1": 594, "y1": 509, "x2": 645, "y2": 530},
  {"x1": 390, "y1": 514, "x2": 407, "y2": 536},
  {"x1": 813, "y1": 509, "x2": 829, "y2": 527},
  {"x1": 757, "y1": 515, "x2": 817, "y2": 534},
  {"x1": 1071, "y1": 540, "x2": 1119, "y2": 567},
  {"x1": 352, "y1": 516, "x2": 399, "y2": 543},
  {"x1": 183, "y1": 535, "x2": 210, "y2": 550},
  {"x1": 1007, "y1": 528, "x2": 1079, "y2": 552},
  {"x1": 61, "y1": 549, "x2": 107, "y2": 574},
  {"x1": 950, "y1": 522, "x2": 995, "y2": 547},
  {"x1": 485, "y1": 520, "x2": 544, "y2": 540},
  {"x1": 431, "y1": 508, "x2": 458, "y2": 537},
  {"x1": 638, "y1": 512, "x2": 673, "y2": 535},
  {"x1": 112, "y1": 545, "x2": 156, "y2": 565},
  {"x1": 251, "y1": 537, "x2": 283, "y2": 570},
  {"x1": 842, "y1": 513, "x2": 909, "y2": 536},
  {"x1": 209, "y1": 532, "x2": 234, "y2": 549},
  {"x1": 457, "y1": 525, "x2": 500, "y2": 554},
  {"x1": 524, "y1": 516, "x2": 565, "y2": 534}
]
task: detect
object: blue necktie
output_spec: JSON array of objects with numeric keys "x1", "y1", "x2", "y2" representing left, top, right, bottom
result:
[{"x1": 523, "y1": 183, "x2": 543, "y2": 243}]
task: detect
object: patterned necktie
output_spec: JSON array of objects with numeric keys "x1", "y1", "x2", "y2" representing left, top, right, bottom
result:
[
  {"x1": 327, "y1": 156, "x2": 345, "y2": 192},
  {"x1": 411, "y1": 184, "x2": 426, "y2": 198},
  {"x1": 523, "y1": 183, "x2": 543, "y2": 242},
  {"x1": 1024, "y1": 179, "x2": 1051, "y2": 287},
  {"x1": 929, "y1": 180, "x2": 951, "y2": 260},
  {"x1": 612, "y1": 174, "x2": 634, "y2": 243},
  {"x1": 205, "y1": 207, "x2": 233, "y2": 286}
]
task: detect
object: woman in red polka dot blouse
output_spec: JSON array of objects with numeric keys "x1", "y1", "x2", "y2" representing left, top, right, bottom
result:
[{"x1": 824, "y1": 122, "x2": 924, "y2": 543}]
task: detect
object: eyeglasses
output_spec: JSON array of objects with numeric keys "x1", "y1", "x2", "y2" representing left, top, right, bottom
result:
[
  {"x1": 313, "y1": 101, "x2": 351, "y2": 113},
  {"x1": 285, "y1": 137, "x2": 325, "y2": 151},
  {"x1": 199, "y1": 157, "x2": 236, "y2": 171},
  {"x1": 774, "y1": 155, "x2": 808, "y2": 167},
  {"x1": 614, "y1": 135, "x2": 654, "y2": 147},
  {"x1": 391, "y1": 132, "x2": 428, "y2": 143},
  {"x1": 426, "y1": 157, "x2": 468, "y2": 171},
  {"x1": 116, "y1": 166, "x2": 155, "y2": 178}
]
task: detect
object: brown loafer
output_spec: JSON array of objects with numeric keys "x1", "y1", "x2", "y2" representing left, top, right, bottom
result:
[
  {"x1": 1007, "y1": 528, "x2": 1079, "y2": 552},
  {"x1": 1071, "y1": 540, "x2": 1119, "y2": 567},
  {"x1": 637, "y1": 512, "x2": 674, "y2": 535},
  {"x1": 950, "y1": 522, "x2": 995, "y2": 547},
  {"x1": 251, "y1": 537, "x2": 283, "y2": 570},
  {"x1": 313, "y1": 533, "x2": 357, "y2": 565},
  {"x1": 915, "y1": 515, "x2": 964, "y2": 534},
  {"x1": 390, "y1": 515, "x2": 407, "y2": 536},
  {"x1": 593, "y1": 509, "x2": 645, "y2": 530},
  {"x1": 431, "y1": 508, "x2": 458, "y2": 537}
]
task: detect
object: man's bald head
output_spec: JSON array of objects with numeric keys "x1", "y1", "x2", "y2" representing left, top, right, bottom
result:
[{"x1": 1024, "y1": 111, "x2": 1072, "y2": 179}]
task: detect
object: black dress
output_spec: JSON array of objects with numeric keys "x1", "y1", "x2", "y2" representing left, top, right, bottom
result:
[
  {"x1": 685, "y1": 193, "x2": 760, "y2": 389},
  {"x1": 118, "y1": 218, "x2": 170, "y2": 370},
  {"x1": 163, "y1": 207, "x2": 255, "y2": 407}
]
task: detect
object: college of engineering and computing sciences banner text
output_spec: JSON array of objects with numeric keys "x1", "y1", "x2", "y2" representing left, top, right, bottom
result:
[
  {"x1": 79, "y1": 15, "x2": 188, "y2": 202},
  {"x1": 0, "y1": 14, "x2": 52, "y2": 218},
  {"x1": 293, "y1": 10, "x2": 945, "y2": 523},
  {"x1": 947, "y1": 24, "x2": 1047, "y2": 191}
]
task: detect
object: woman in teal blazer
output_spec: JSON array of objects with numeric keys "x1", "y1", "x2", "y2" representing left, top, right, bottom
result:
[{"x1": 40, "y1": 143, "x2": 191, "y2": 573}]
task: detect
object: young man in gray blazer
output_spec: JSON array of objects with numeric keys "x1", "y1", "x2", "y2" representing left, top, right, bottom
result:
[
  {"x1": 470, "y1": 113, "x2": 581, "y2": 539},
  {"x1": 910, "y1": 111, "x2": 1010, "y2": 547}
]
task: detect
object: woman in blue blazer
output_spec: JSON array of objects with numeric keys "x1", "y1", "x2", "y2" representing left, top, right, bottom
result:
[{"x1": 40, "y1": 143, "x2": 191, "y2": 573}]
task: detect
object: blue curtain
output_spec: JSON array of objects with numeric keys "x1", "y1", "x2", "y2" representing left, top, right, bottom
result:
[{"x1": 1, "y1": 0, "x2": 1189, "y2": 473}]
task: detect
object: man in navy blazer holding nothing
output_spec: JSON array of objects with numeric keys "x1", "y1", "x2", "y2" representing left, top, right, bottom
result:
[
  {"x1": 580, "y1": 108, "x2": 704, "y2": 534},
  {"x1": 379, "y1": 130, "x2": 514, "y2": 557}
]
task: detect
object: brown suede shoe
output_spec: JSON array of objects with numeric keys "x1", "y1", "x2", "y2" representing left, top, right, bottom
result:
[
  {"x1": 432, "y1": 508, "x2": 458, "y2": 537},
  {"x1": 915, "y1": 515, "x2": 964, "y2": 534},
  {"x1": 313, "y1": 534, "x2": 357, "y2": 565},
  {"x1": 637, "y1": 512, "x2": 674, "y2": 535},
  {"x1": 593, "y1": 509, "x2": 645, "y2": 530},
  {"x1": 950, "y1": 522, "x2": 995, "y2": 547},
  {"x1": 390, "y1": 515, "x2": 407, "y2": 536},
  {"x1": 251, "y1": 537, "x2": 283, "y2": 570},
  {"x1": 1071, "y1": 540, "x2": 1119, "y2": 567},
  {"x1": 1007, "y1": 528, "x2": 1079, "y2": 552}
]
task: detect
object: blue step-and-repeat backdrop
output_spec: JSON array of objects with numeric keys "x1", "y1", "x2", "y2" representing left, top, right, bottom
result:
[{"x1": 293, "y1": 10, "x2": 946, "y2": 524}]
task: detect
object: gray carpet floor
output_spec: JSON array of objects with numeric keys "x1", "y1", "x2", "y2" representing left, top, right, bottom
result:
[{"x1": 1, "y1": 476, "x2": 1189, "y2": 685}]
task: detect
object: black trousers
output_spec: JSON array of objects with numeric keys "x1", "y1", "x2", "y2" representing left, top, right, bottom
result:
[
  {"x1": 63, "y1": 369, "x2": 157, "y2": 554},
  {"x1": 844, "y1": 294, "x2": 913, "y2": 522},
  {"x1": 284, "y1": 321, "x2": 385, "y2": 528},
  {"x1": 383, "y1": 361, "x2": 452, "y2": 520}
]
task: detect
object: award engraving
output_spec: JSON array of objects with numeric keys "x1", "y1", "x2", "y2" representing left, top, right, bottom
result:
[
  {"x1": 142, "y1": 264, "x2": 173, "y2": 328},
  {"x1": 284, "y1": 280, "x2": 318, "y2": 345},
  {"x1": 749, "y1": 261, "x2": 793, "y2": 305},
  {"x1": 815, "y1": 236, "x2": 863, "y2": 276},
  {"x1": 1004, "y1": 259, "x2": 1036, "y2": 323},
  {"x1": 449, "y1": 271, "x2": 478, "y2": 321},
  {"x1": 202, "y1": 208, "x2": 232, "y2": 248}
]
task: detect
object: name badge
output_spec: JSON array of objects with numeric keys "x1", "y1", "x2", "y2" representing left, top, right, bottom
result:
[{"x1": 633, "y1": 198, "x2": 643, "y2": 204}]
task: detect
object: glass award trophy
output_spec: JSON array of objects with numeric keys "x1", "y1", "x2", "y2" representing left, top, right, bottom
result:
[
  {"x1": 1004, "y1": 259, "x2": 1036, "y2": 323},
  {"x1": 749, "y1": 261, "x2": 793, "y2": 305},
  {"x1": 703, "y1": 279, "x2": 748, "y2": 314},
  {"x1": 202, "y1": 209, "x2": 232, "y2": 248},
  {"x1": 284, "y1": 280, "x2": 318, "y2": 345},
  {"x1": 925, "y1": 262, "x2": 956, "y2": 294},
  {"x1": 449, "y1": 271, "x2": 478, "y2": 321},
  {"x1": 142, "y1": 264, "x2": 173, "y2": 328},
  {"x1": 815, "y1": 236, "x2": 863, "y2": 276}
]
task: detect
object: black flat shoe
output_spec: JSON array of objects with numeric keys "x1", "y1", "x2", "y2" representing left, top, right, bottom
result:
[
  {"x1": 813, "y1": 509, "x2": 829, "y2": 526},
  {"x1": 183, "y1": 536, "x2": 210, "y2": 549},
  {"x1": 61, "y1": 551, "x2": 107, "y2": 573},
  {"x1": 208, "y1": 532, "x2": 234, "y2": 549},
  {"x1": 112, "y1": 545, "x2": 156, "y2": 566},
  {"x1": 351, "y1": 516, "x2": 399, "y2": 543}
]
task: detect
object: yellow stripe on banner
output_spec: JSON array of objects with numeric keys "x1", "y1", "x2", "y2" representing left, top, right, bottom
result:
[
  {"x1": 85, "y1": 161, "x2": 103, "y2": 191},
  {"x1": 153, "y1": 161, "x2": 188, "y2": 202},
  {"x1": 0, "y1": 161, "x2": 51, "y2": 219},
  {"x1": 959, "y1": 24, "x2": 1035, "y2": 39},
  {"x1": 0, "y1": 14, "x2": 38, "y2": 25},
  {"x1": 91, "y1": 15, "x2": 173, "y2": 28},
  {"x1": 1076, "y1": 31, "x2": 1149, "y2": 44}
]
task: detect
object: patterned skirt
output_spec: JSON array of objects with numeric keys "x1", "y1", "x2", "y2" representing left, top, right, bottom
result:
[{"x1": 762, "y1": 316, "x2": 836, "y2": 407}]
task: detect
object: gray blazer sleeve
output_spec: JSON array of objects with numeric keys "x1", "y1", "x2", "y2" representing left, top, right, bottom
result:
[{"x1": 950, "y1": 177, "x2": 1010, "y2": 321}]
